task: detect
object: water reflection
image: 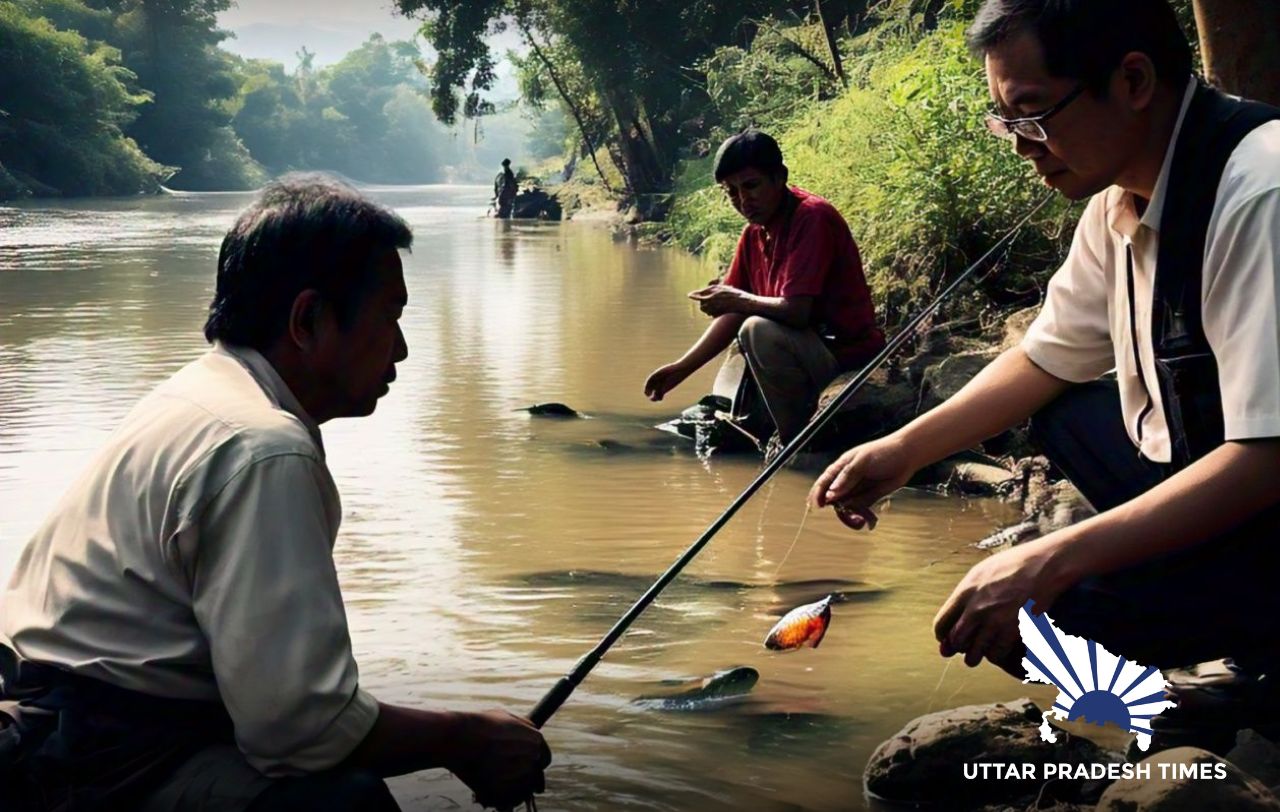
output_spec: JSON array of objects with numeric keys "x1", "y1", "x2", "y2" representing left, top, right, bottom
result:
[{"x1": 0, "y1": 187, "x2": 1052, "y2": 810}]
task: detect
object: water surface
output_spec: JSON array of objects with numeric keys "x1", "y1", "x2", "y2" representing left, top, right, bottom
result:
[{"x1": 0, "y1": 187, "x2": 1054, "y2": 810}]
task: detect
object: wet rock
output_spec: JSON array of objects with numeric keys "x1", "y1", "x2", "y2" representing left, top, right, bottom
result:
[
  {"x1": 1097, "y1": 746, "x2": 1280, "y2": 811},
  {"x1": 1002, "y1": 306, "x2": 1041, "y2": 350},
  {"x1": 815, "y1": 367, "x2": 917, "y2": 450},
  {"x1": 919, "y1": 349, "x2": 1000, "y2": 412},
  {"x1": 864, "y1": 698, "x2": 1115, "y2": 809},
  {"x1": 1227, "y1": 730, "x2": 1280, "y2": 791},
  {"x1": 511, "y1": 186, "x2": 563, "y2": 220}
]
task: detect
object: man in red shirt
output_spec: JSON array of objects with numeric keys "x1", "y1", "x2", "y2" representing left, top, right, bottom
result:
[{"x1": 645, "y1": 130, "x2": 884, "y2": 444}]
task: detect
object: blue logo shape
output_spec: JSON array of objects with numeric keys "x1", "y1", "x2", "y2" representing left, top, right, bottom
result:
[{"x1": 1018, "y1": 600, "x2": 1174, "y2": 751}]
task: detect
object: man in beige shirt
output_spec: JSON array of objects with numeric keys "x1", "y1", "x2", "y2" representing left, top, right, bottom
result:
[
  {"x1": 0, "y1": 175, "x2": 549, "y2": 810},
  {"x1": 811, "y1": 0, "x2": 1280, "y2": 752}
]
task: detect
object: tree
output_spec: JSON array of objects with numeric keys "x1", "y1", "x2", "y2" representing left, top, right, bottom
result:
[
  {"x1": 393, "y1": 0, "x2": 817, "y2": 196},
  {"x1": 0, "y1": 1, "x2": 167, "y2": 197},
  {"x1": 1192, "y1": 0, "x2": 1280, "y2": 105}
]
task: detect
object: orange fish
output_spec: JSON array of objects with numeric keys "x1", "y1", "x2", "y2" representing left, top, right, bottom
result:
[{"x1": 764, "y1": 595, "x2": 834, "y2": 651}]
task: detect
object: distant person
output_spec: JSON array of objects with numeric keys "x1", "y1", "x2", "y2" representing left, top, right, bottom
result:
[
  {"x1": 644, "y1": 130, "x2": 885, "y2": 447},
  {"x1": 494, "y1": 158, "x2": 518, "y2": 219},
  {"x1": 0, "y1": 174, "x2": 550, "y2": 811}
]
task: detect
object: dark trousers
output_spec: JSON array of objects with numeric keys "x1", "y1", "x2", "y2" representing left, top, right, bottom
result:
[
  {"x1": 1030, "y1": 380, "x2": 1280, "y2": 673},
  {"x1": 246, "y1": 771, "x2": 400, "y2": 812}
]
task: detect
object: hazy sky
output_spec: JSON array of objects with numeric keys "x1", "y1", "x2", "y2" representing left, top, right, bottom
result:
[
  {"x1": 219, "y1": 0, "x2": 425, "y2": 66},
  {"x1": 219, "y1": 0, "x2": 419, "y2": 33},
  {"x1": 218, "y1": 0, "x2": 523, "y2": 96}
]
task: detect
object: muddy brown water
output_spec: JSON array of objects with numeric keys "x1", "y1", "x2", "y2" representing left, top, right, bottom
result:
[{"x1": 0, "y1": 186, "x2": 1062, "y2": 810}]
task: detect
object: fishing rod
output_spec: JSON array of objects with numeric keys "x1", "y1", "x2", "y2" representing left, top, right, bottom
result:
[{"x1": 528, "y1": 194, "x2": 1056, "y2": 731}]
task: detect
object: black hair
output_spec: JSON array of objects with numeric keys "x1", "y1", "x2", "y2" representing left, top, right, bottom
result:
[
  {"x1": 967, "y1": 0, "x2": 1193, "y2": 94},
  {"x1": 204, "y1": 173, "x2": 412, "y2": 351},
  {"x1": 713, "y1": 130, "x2": 786, "y2": 182}
]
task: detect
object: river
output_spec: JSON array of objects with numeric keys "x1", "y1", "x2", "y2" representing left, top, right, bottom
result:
[{"x1": 0, "y1": 186, "x2": 1053, "y2": 811}]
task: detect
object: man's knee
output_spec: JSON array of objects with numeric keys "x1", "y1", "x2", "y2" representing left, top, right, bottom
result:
[{"x1": 737, "y1": 315, "x2": 781, "y2": 351}]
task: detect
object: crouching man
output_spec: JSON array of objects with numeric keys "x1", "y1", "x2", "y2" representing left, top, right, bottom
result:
[{"x1": 0, "y1": 175, "x2": 549, "y2": 811}]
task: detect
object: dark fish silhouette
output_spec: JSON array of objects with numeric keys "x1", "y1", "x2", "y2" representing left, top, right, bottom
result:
[
  {"x1": 518, "y1": 402, "x2": 581, "y2": 417},
  {"x1": 632, "y1": 666, "x2": 760, "y2": 711}
]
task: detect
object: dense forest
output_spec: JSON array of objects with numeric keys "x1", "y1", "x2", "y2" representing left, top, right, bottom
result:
[{"x1": 0, "y1": 0, "x2": 533, "y2": 199}]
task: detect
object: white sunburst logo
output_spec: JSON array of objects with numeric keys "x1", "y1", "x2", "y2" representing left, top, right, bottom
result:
[{"x1": 1019, "y1": 600, "x2": 1176, "y2": 752}]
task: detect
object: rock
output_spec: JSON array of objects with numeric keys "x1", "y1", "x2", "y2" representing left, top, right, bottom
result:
[
  {"x1": 919, "y1": 349, "x2": 1000, "y2": 412},
  {"x1": 815, "y1": 367, "x2": 917, "y2": 450},
  {"x1": 1097, "y1": 747, "x2": 1280, "y2": 811},
  {"x1": 864, "y1": 698, "x2": 1114, "y2": 809},
  {"x1": 1002, "y1": 306, "x2": 1041, "y2": 350},
  {"x1": 511, "y1": 186, "x2": 563, "y2": 220},
  {"x1": 1227, "y1": 730, "x2": 1280, "y2": 790}
]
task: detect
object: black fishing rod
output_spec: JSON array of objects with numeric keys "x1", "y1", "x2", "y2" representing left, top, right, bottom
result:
[{"x1": 528, "y1": 194, "x2": 1055, "y2": 730}]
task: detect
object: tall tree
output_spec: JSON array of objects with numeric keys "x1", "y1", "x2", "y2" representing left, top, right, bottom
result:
[{"x1": 1192, "y1": 0, "x2": 1280, "y2": 105}]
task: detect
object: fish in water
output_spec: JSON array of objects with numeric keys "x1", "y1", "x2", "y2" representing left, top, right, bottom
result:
[
  {"x1": 519, "y1": 402, "x2": 581, "y2": 417},
  {"x1": 631, "y1": 666, "x2": 760, "y2": 711},
  {"x1": 764, "y1": 595, "x2": 834, "y2": 652}
]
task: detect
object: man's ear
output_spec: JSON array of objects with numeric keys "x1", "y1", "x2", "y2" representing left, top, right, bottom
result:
[
  {"x1": 776, "y1": 165, "x2": 790, "y2": 185},
  {"x1": 1118, "y1": 51, "x2": 1159, "y2": 112},
  {"x1": 287, "y1": 289, "x2": 325, "y2": 351}
]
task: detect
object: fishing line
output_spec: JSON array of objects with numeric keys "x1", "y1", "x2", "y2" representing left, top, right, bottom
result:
[{"x1": 769, "y1": 503, "x2": 812, "y2": 581}]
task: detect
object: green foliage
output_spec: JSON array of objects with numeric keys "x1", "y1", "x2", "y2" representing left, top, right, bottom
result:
[
  {"x1": 0, "y1": 1, "x2": 168, "y2": 196},
  {"x1": 701, "y1": 19, "x2": 843, "y2": 135},
  {"x1": 394, "y1": 0, "x2": 824, "y2": 194},
  {"x1": 667, "y1": 21, "x2": 1081, "y2": 329},
  {"x1": 225, "y1": 36, "x2": 453, "y2": 184}
]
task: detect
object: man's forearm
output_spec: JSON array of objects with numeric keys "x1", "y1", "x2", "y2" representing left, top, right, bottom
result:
[
  {"x1": 677, "y1": 313, "x2": 747, "y2": 371},
  {"x1": 897, "y1": 346, "x2": 1072, "y2": 469},
  {"x1": 1044, "y1": 439, "x2": 1280, "y2": 588},
  {"x1": 342, "y1": 702, "x2": 463, "y2": 778},
  {"x1": 736, "y1": 294, "x2": 809, "y2": 328}
]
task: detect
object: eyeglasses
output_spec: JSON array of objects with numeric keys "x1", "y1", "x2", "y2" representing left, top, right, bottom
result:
[{"x1": 985, "y1": 84, "x2": 1086, "y2": 142}]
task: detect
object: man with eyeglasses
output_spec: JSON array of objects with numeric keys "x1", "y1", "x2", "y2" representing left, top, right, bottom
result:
[
  {"x1": 644, "y1": 130, "x2": 885, "y2": 447},
  {"x1": 811, "y1": 0, "x2": 1280, "y2": 752}
]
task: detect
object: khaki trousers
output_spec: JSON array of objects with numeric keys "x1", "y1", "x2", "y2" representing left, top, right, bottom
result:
[{"x1": 736, "y1": 316, "x2": 840, "y2": 443}]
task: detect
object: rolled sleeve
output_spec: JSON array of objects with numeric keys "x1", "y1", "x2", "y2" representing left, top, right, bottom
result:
[
  {"x1": 191, "y1": 453, "x2": 377, "y2": 776},
  {"x1": 1203, "y1": 189, "x2": 1280, "y2": 442},
  {"x1": 1021, "y1": 207, "x2": 1116, "y2": 382}
]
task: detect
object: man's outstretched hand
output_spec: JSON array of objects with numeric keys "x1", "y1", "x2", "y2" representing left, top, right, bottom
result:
[
  {"x1": 808, "y1": 435, "x2": 917, "y2": 530},
  {"x1": 644, "y1": 361, "x2": 693, "y2": 402}
]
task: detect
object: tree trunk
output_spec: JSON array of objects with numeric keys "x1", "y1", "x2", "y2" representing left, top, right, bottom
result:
[
  {"x1": 1193, "y1": 0, "x2": 1280, "y2": 105},
  {"x1": 815, "y1": 0, "x2": 848, "y2": 87},
  {"x1": 520, "y1": 25, "x2": 616, "y2": 193},
  {"x1": 603, "y1": 88, "x2": 668, "y2": 195}
]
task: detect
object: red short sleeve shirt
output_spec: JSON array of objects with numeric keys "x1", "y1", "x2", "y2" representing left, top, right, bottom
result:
[{"x1": 722, "y1": 188, "x2": 884, "y2": 367}]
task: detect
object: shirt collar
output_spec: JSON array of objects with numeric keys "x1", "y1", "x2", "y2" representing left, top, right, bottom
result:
[
  {"x1": 214, "y1": 342, "x2": 325, "y2": 455},
  {"x1": 1108, "y1": 76, "x2": 1197, "y2": 239}
]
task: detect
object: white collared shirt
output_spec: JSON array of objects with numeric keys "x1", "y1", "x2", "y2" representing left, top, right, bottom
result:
[
  {"x1": 1022, "y1": 77, "x2": 1280, "y2": 462},
  {"x1": 0, "y1": 344, "x2": 378, "y2": 776}
]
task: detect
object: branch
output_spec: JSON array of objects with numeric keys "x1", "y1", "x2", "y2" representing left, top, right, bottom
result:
[{"x1": 519, "y1": 24, "x2": 616, "y2": 194}]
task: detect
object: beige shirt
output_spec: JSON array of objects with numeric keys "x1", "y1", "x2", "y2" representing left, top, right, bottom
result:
[
  {"x1": 0, "y1": 344, "x2": 378, "y2": 776},
  {"x1": 1023, "y1": 78, "x2": 1280, "y2": 462}
]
